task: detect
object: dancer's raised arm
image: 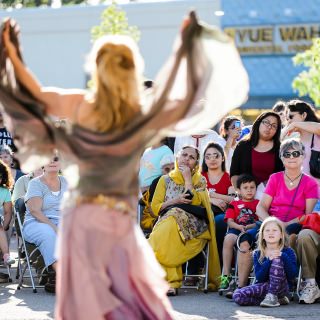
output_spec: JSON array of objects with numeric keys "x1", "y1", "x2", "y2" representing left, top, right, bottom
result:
[{"x1": 2, "y1": 20, "x2": 84, "y2": 120}]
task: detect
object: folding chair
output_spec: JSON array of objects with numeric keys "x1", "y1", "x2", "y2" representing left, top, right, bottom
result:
[
  {"x1": 14, "y1": 198, "x2": 45, "y2": 293},
  {"x1": 182, "y1": 242, "x2": 210, "y2": 294}
]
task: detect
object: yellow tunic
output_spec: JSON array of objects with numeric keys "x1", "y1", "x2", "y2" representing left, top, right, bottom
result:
[{"x1": 148, "y1": 175, "x2": 221, "y2": 290}]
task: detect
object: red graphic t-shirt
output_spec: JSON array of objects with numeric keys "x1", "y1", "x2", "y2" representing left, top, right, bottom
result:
[{"x1": 224, "y1": 199, "x2": 259, "y2": 225}]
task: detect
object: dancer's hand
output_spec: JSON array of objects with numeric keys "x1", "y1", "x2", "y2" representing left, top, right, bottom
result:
[
  {"x1": 180, "y1": 11, "x2": 201, "y2": 50},
  {"x1": 2, "y1": 19, "x2": 17, "y2": 59}
]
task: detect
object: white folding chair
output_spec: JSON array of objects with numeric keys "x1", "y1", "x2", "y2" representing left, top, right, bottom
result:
[{"x1": 14, "y1": 198, "x2": 45, "y2": 293}]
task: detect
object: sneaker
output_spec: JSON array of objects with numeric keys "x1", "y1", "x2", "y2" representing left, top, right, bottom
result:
[
  {"x1": 278, "y1": 296, "x2": 290, "y2": 305},
  {"x1": 219, "y1": 275, "x2": 232, "y2": 290},
  {"x1": 3, "y1": 254, "x2": 15, "y2": 266},
  {"x1": 225, "y1": 290, "x2": 234, "y2": 299},
  {"x1": 260, "y1": 293, "x2": 280, "y2": 307},
  {"x1": 299, "y1": 282, "x2": 320, "y2": 304}
]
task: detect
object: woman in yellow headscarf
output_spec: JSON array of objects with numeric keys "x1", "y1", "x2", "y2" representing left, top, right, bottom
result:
[{"x1": 148, "y1": 145, "x2": 220, "y2": 296}]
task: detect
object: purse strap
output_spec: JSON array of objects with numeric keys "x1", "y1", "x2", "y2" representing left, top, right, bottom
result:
[
  {"x1": 283, "y1": 173, "x2": 304, "y2": 222},
  {"x1": 311, "y1": 134, "x2": 315, "y2": 149}
]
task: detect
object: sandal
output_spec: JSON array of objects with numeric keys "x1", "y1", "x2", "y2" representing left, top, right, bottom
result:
[{"x1": 167, "y1": 288, "x2": 178, "y2": 296}]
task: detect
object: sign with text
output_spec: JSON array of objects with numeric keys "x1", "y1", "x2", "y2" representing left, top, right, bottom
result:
[{"x1": 224, "y1": 23, "x2": 320, "y2": 55}]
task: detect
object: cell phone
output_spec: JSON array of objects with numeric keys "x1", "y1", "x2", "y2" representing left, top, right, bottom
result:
[
  {"x1": 234, "y1": 120, "x2": 241, "y2": 128},
  {"x1": 185, "y1": 190, "x2": 193, "y2": 200}
]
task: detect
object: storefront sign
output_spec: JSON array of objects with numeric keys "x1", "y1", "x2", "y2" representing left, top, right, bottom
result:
[{"x1": 224, "y1": 24, "x2": 320, "y2": 55}]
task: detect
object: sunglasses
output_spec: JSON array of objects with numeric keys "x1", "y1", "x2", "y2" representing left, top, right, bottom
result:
[
  {"x1": 205, "y1": 153, "x2": 221, "y2": 160},
  {"x1": 282, "y1": 151, "x2": 302, "y2": 158}
]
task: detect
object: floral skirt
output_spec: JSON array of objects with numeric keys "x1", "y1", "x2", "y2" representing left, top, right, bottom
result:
[
  {"x1": 55, "y1": 202, "x2": 173, "y2": 320},
  {"x1": 156, "y1": 207, "x2": 208, "y2": 241}
]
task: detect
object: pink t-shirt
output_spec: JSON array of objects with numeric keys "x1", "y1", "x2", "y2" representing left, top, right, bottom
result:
[{"x1": 264, "y1": 172, "x2": 318, "y2": 222}]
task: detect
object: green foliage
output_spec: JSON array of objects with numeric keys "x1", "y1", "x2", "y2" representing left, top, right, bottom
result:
[
  {"x1": 292, "y1": 38, "x2": 320, "y2": 107},
  {"x1": 91, "y1": 1, "x2": 140, "y2": 42}
]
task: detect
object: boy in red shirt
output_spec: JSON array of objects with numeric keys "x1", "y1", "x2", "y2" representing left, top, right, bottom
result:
[{"x1": 219, "y1": 174, "x2": 260, "y2": 292}]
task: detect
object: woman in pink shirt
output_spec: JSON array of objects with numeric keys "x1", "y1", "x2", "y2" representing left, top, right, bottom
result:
[
  {"x1": 257, "y1": 138, "x2": 318, "y2": 239},
  {"x1": 281, "y1": 99, "x2": 320, "y2": 211}
]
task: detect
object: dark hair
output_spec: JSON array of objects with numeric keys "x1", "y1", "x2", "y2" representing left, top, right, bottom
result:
[
  {"x1": 248, "y1": 111, "x2": 281, "y2": 151},
  {"x1": 286, "y1": 99, "x2": 320, "y2": 122},
  {"x1": 180, "y1": 145, "x2": 200, "y2": 161},
  {"x1": 236, "y1": 173, "x2": 257, "y2": 189},
  {"x1": 0, "y1": 159, "x2": 13, "y2": 189},
  {"x1": 220, "y1": 115, "x2": 242, "y2": 140},
  {"x1": 272, "y1": 100, "x2": 287, "y2": 113},
  {"x1": 202, "y1": 142, "x2": 226, "y2": 172}
]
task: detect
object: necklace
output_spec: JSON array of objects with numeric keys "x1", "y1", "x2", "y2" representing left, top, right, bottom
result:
[{"x1": 284, "y1": 172, "x2": 302, "y2": 186}]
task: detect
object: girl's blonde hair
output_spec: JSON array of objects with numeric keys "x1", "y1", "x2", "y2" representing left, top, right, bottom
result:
[
  {"x1": 256, "y1": 217, "x2": 288, "y2": 262},
  {"x1": 86, "y1": 35, "x2": 144, "y2": 133}
]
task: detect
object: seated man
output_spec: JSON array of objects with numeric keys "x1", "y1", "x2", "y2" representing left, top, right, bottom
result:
[{"x1": 297, "y1": 228, "x2": 320, "y2": 304}]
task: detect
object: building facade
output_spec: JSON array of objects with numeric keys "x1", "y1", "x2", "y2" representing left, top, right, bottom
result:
[{"x1": 221, "y1": 0, "x2": 320, "y2": 110}]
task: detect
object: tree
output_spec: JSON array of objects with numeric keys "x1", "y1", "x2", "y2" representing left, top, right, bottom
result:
[
  {"x1": 91, "y1": 0, "x2": 140, "y2": 42},
  {"x1": 292, "y1": 38, "x2": 320, "y2": 107}
]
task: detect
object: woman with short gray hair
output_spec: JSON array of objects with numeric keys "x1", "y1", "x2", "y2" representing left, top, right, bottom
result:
[{"x1": 256, "y1": 138, "x2": 318, "y2": 237}]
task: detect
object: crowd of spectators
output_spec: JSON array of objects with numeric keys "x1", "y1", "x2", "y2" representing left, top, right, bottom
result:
[
  {"x1": 139, "y1": 99, "x2": 320, "y2": 306},
  {"x1": 0, "y1": 98, "x2": 320, "y2": 306}
]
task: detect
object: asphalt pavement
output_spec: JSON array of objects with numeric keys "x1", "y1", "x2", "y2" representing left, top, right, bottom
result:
[{"x1": 0, "y1": 237, "x2": 319, "y2": 319}]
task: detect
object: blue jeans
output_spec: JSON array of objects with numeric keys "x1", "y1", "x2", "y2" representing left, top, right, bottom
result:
[
  {"x1": 23, "y1": 218, "x2": 59, "y2": 267},
  {"x1": 286, "y1": 223, "x2": 302, "y2": 235},
  {"x1": 214, "y1": 213, "x2": 227, "y2": 263}
]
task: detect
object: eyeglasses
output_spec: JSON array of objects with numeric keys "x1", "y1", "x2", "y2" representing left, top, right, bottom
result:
[
  {"x1": 261, "y1": 119, "x2": 278, "y2": 130},
  {"x1": 282, "y1": 150, "x2": 303, "y2": 158},
  {"x1": 205, "y1": 153, "x2": 221, "y2": 160}
]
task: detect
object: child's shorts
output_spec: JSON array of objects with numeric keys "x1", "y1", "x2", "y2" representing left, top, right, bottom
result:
[{"x1": 226, "y1": 223, "x2": 260, "y2": 247}]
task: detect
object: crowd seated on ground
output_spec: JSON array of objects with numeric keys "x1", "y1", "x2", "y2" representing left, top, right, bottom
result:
[{"x1": 148, "y1": 145, "x2": 220, "y2": 296}]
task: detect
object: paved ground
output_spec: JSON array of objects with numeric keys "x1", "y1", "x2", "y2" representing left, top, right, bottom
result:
[
  {"x1": 0, "y1": 238, "x2": 319, "y2": 319},
  {"x1": 1, "y1": 278, "x2": 320, "y2": 320}
]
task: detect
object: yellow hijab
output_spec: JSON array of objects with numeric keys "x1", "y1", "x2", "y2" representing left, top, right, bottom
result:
[{"x1": 169, "y1": 159, "x2": 202, "y2": 186}]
